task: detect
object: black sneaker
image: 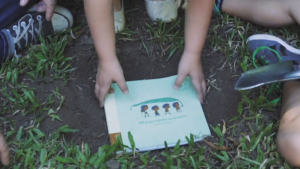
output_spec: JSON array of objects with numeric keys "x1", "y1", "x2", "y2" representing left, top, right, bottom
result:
[{"x1": 5, "y1": 5, "x2": 73, "y2": 53}]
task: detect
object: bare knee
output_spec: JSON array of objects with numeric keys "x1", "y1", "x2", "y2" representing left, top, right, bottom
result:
[
  {"x1": 277, "y1": 131, "x2": 300, "y2": 166},
  {"x1": 278, "y1": 81, "x2": 300, "y2": 166}
]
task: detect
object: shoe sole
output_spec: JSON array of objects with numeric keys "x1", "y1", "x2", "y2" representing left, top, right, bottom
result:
[{"x1": 246, "y1": 34, "x2": 300, "y2": 55}]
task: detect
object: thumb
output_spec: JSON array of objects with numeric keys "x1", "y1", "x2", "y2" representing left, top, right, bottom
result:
[
  {"x1": 45, "y1": 1, "x2": 55, "y2": 21},
  {"x1": 36, "y1": 1, "x2": 46, "y2": 12},
  {"x1": 19, "y1": 0, "x2": 29, "y2": 6},
  {"x1": 174, "y1": 73, "x2": 186, "y2": 90},
  {"x1": 36, "y1": 1, "x2": 55, "y2": 21}
]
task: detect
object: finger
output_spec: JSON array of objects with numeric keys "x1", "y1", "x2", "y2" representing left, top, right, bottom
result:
[
  {"x1": 36, "y1": 1, "x2": 47, "y2": 13},
  {"x1": 0, "y1": 132, "x2": 9, "y2": 166},
  {"x1": 191, "y1": 77, "x2": 204, "y2": 103},
  {"x1": 116, "y1": 78, "x2": 129, "y2": 95},
  {"x1": 45, "y1": 0, "x2": 56, "y2": 21},
  {"x1": 99, "y1": 84, "x2": 111, "y2": 107},
  {"x1": 174, "y1": 73, "x2": 186, "y2": 90},
  {"x1": 36, "y1": 1, "x2": 55, "y2": 21},
  {"x1": 94, "y1": 84, "x2": 101, "y2": 100},
  {"x1": 19, "y1": 0, "x2": 30, "y2": 6},
  {"x1": 201, "y1": 80, "x2": 207, "y2": 101}
]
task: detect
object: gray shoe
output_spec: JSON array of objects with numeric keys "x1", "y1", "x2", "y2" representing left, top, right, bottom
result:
[{"x1": 247, "y1": 34, "x2": 300, "y2": 69}]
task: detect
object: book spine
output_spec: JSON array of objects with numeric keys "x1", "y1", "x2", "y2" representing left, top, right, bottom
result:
[{"x1": 104, "y1": 93, "x2": 122, "y2": 145}]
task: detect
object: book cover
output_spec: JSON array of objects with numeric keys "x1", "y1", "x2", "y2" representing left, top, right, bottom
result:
[{"x1": 104, "y1": 75, "x2": 211, "y2": 152}]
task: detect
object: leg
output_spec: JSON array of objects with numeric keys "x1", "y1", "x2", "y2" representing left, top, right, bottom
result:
[
  {"x1": 0, "y1": 0, "x2": 38, "y2": 30},
  {"x1": 222, "y1": 0, "x2": 300, "y2": 27},
  {"x1": 114, "y1": 0, "x2": 122, "y2": 12},
  {"x1": 277, "y1": 81, "x2": 300, "y2": 166},
  {"x1": 0, "y1": 30, "x2": 15, "y2": 64},
  {"x1": 0, "y1": 33, "x2": 7, "y2": 63}
]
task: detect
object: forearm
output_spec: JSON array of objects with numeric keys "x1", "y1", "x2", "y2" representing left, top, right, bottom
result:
[
  {"x1": 84, "y1": 0, "x2": 117, "y2": 61},
  {"x1": 184, "y1": 0, "x2": 214, "y2": 58}
]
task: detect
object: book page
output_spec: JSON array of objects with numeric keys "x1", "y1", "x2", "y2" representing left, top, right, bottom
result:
[{"x1": 105, "y1": 75, "x2": 211, "y2": 151}]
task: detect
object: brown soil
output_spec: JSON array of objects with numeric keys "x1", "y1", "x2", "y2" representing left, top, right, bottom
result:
[{"x1": 29, "y1": 0, "x2": 241, "y2": 154}]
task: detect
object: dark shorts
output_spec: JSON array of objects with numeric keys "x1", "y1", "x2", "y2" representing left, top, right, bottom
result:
[{"x1": 0, "y1": 0, "x2": 38, "y2": 29}]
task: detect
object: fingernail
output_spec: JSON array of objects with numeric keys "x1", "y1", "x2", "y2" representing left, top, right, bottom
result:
[
  {"x1": 124, "y1": 90, "x2": 129, "y2": 95},
  {"x1": 20, "y1": 0, "x2": 26, "y2": 6},
  {"x1": 174, "y1": 85, "x2": 179, "y2": 90}
]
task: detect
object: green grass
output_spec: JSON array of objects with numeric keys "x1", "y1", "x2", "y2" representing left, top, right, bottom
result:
[
  {"x1": 1, "y1": 12, "x2": 300, "y2": 168},
  {"x1": 206, "y1": 15, "x2": 300, "y2": 168},
  {"x1": 145, "y1": 18, "x2": 184, "y2": 60}
]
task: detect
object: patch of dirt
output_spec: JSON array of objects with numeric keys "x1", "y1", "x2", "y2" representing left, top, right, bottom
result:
[{"x1": 35, "y1": 0, "x2": 241, "y2": 154}]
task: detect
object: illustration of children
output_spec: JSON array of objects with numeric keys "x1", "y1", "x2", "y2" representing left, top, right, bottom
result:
[
  {"x1": 152, "y1": 106, "x2": 160, "y2": 116},
  {"x1": 163, "y1": 103, "x2": 171, "y2": 115},
  {"x1": 141, "y1": 105, "x2": 150, "y2": 118},
  {"x1": 173, "y1": 102, "x2": 182, "y2": 112}
]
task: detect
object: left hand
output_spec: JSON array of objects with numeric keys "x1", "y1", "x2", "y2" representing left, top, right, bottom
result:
[
  {"x1": 174, "y1": 52, "x2": 206, "y2": 103},
  {"x1": 0, "y1": 131, "x2": 9, "y2": 166},
  {"x1": 20, "y1": 0, "x2": 56, "y2": 21}
]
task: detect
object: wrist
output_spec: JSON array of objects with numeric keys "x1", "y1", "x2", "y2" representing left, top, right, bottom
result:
[
  {"x1": 94, "y1": 44, "x2": 117, "y2": 62},
  {"x1": 182, "y1": 50, "x2": 202, "y2": 61},
  {"x1": 98, "y1": 56, "x2": 119, "y2": 67},
  {"x1": 98, "y1": 52, "x2": 118, "y2": 62}
]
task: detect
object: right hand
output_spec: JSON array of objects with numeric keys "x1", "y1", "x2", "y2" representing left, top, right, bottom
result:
[
  {"x1": 0, "y1": 131, "x2": 9, "y2": 166},
  {"x1": 20, "y1": 0, "x2": 56, "y2": 21},
  {"x1": 95, "y1": 58, "x2": 129, "y2": 107}
]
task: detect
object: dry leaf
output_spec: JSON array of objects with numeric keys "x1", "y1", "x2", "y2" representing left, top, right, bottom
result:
[
  {"x1": 227, "y1": 137, "x2": 239, "y2": 147},
  {"x1": 75, "y1": 29, "x2": 86, "y2": 38},
  {"x1": 81, "y1": 142, "x2": 84, "y2": 154},
  {"x1": 203, "y1": 139, "x2": 230, "y2": 151},
  {"x1": 222, "y1": 119, "x2": 226, "y2": 135}
]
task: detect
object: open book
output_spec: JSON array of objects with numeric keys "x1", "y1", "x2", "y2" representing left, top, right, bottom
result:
[{"x1": 104, "y1": 75, "x2": 211, "y2": 152}]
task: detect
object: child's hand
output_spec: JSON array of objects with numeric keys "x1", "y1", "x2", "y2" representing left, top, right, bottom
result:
[
  {"x1": 174, "y1": 52, "x2": 206, "y2": 103},
  {"x1": 0, "y1": 131, "x2": 9, "y2": 166},
  {"x1": 20, "y1": 0, "x2": 56, "y2": 21},
  {"x1": 95, "y1": 58, "x2": 129, "y2": 107}
]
